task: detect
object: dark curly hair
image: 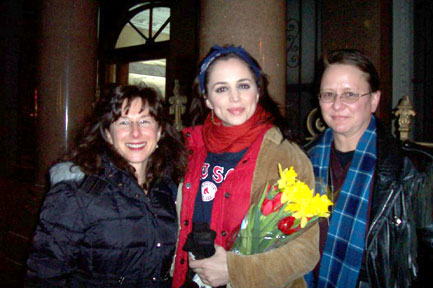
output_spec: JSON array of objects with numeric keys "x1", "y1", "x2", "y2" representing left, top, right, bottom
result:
[
  {"x1": 65, "y1": 85, "x2": 186, "y2": 189},
  {"x1": 189, "y1": 45, "x2": 294, "y2": 141}
]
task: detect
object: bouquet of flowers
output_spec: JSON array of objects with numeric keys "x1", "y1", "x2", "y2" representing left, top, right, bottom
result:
[{"x1": 231, "y1": 164, "x2": 333, "y2": 255}]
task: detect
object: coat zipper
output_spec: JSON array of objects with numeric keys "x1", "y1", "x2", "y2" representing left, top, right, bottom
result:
[{"x1": 364, "y1": 182, "x2": 398, "y2": 284}]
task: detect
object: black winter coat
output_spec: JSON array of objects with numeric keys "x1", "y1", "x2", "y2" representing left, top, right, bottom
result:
[{"x1": 25, "y1": 160, "x2": 178, "y2": 287}]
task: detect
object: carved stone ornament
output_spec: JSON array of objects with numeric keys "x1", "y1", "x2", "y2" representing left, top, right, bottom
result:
[
  {"x1": 306, "y1": 108, "x2": 326, "y2": 140},
  {"x1": 169, "y1": 80, "x2": 187, "y2": 131},
  {"x1": 393, "y1": 95, "x2": 416, "y2": 141}
]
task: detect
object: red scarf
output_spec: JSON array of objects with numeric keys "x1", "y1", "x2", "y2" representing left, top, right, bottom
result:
[{"x1": 202, "y1": 105, "x2": 274, "y2": 153}]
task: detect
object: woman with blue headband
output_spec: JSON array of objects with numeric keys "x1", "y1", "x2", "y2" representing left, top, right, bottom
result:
[{"x1": 172, "y1": 45, "x2": 319, "y2": 288}]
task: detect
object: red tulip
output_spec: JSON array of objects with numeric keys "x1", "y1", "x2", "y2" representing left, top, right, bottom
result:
[
  {"x1": 278, "y1": 216, "x2": 301, "y2": 235},
  {"x1": 261, "y1": 192, "x2": 283, "y2": 216}
]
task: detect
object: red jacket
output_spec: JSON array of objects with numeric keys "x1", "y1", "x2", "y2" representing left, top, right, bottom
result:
[
  {"x1": 172, "y1": 125, "x2": 269, "y2": 287},
  {"x1": 172, "y1": 126, "x2": 319, "y2": 288}
]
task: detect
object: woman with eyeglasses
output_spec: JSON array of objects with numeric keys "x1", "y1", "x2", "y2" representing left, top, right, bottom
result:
[
  {"x1": 306, "y1": 49, "x2": 433, "y2": 288},
  {"x1": 25, "y1": 85, "x2": 186, "y2": 287}
]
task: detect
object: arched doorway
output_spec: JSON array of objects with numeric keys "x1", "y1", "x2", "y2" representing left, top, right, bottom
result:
[
  {"x1": 99, "y1": 1, "x2": 170, "y2": 96},
  {"x1": 98, "y1": 0, "x2": 199, "y2": 105}
]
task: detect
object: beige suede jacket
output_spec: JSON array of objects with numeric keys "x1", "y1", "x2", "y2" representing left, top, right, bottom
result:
[{"x1": 175, "y1": 127, "x2": 319, "y2": 288}]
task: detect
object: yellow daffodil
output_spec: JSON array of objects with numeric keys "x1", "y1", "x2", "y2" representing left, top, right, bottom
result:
[
  {"x1": 310, "y1": 194, "x2": 333, "y2": 217},
  {"x1": 281, "y1": 180, "x2": 312, "y2": 204},
  {"x1": 277, "y1": 164, "x2": 297, "y2": 192},
  {"x1": 232, "y1": 164, "x2": 333, "y2": 255}
]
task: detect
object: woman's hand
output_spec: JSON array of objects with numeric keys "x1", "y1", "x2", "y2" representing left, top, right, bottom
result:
[{"x1": 189, "y1": 244, "x2": 229, "y2": 287}]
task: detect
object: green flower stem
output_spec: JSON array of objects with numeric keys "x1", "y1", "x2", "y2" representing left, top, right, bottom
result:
[{"x1": 244, "y1": 204, "x2": 256, "y2": 254}]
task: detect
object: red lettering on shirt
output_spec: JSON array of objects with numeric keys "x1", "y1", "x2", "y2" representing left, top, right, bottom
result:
[
  {"x1": 224, "y1": 168, "x2": 234, "y2": 180},
  {"x1": 201, "y1": 163, "x2": 210, "y2": 180},
  {"x1": 212, "y1": 166, "x2": 224, "y2": 183}
]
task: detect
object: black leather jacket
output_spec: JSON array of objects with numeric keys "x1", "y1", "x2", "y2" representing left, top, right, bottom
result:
[
  {"x1": 305, "y1": 124, "x2": 433, "y2": 288},
  {"x1": 363, "y1": 129, "x2": 433, "y2": 288},
  {"x1": 25, "y1": 159, "x2": 178, "y2": 287}
]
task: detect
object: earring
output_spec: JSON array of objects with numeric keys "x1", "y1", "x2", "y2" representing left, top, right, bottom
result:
[
  {"x1": 211, "y1": 110, "x2": 220, "y2": 126},
  {"x1": 156, "y1": 144, "x2": 159, "y2": 149}
]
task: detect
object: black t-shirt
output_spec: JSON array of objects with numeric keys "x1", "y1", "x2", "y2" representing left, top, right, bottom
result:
[{"x1": 192, "y1": 149, "x2": 246, "y2": 224}]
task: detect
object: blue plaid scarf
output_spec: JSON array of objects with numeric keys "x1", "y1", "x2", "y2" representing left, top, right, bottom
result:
[{"x1": 305, "y1": 116, "x2": 377, "y2": 288}]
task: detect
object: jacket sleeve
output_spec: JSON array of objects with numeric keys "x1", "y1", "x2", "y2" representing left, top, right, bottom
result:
[
  {"x1": 226, "y1": 135, "x2": 319, "y2": 288},
  {"x1": 25, "y1": 182, "x2": 87, "y2": 287}
]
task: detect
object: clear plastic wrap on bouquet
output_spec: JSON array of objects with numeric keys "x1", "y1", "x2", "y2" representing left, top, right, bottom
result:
[
  {"x1": 231, "y1": 232, "x2": 291, "y2": 255},
  {"x1": 230, "y1": 211, "x2": 319, "y2": 255}
]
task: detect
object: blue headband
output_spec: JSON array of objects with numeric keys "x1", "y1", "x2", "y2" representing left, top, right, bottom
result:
[{"x1": 199, "y1": 45, "x2": 261, "y2": 94}]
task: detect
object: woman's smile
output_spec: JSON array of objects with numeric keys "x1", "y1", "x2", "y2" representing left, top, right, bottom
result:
[
  {"x1": 227, "y1": 107, "x2": 245, "y2": 115},
  {"x1": 125, "y1": 142, "x2": 146, "y2": 149}
]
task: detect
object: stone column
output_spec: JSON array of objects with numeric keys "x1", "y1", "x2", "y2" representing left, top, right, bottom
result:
[
  {"x1": 35, "y1": 0, "x2": 98, "y2": 189},
  {"x1": 199, "y1": 0, "x2": 287, "y2": 111}
]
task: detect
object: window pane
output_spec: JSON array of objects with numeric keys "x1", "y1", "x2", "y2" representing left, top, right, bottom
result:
[
  {"x1": 115, "y1": 7, "x2": 170, "y2": 48},
  {"x1": 152, "y1": 7, "x2": 170, "y2": 42},
  {"x1": 128, "y1": 59, "x2": 166, "y2": 98}
]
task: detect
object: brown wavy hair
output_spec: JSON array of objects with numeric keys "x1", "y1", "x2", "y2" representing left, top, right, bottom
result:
[{"x1": 65, "y1": 85, "x2": 186, "y2": 189}]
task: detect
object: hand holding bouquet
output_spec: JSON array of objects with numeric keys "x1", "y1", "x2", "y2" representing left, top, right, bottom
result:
[{"x1": 231, "y1": 164, "x2": 333, "y2": 255}]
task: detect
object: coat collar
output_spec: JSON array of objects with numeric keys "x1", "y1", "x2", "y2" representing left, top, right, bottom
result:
[{"x1": 370, "y1": 122, "x2": 403, "y2": 219}]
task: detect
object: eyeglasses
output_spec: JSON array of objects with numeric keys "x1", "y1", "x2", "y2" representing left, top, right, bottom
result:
[
  {"x1": 112, "y1": 118, "x2": 155, "y2": 130},
  {"x1": 318, "y1": 91, "x2": 372, "y2": 104}
]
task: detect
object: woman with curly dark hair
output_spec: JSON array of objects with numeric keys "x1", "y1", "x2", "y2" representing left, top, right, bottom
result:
[{"x1": 26, "y1": 85, "x2": 186, "y2": 287}]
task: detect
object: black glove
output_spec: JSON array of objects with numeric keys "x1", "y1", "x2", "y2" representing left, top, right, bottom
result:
[
  {"x1": 181, "y1": 223, "x2": 217, "y2": 288},
  {"x1": 183, "y1": 222, "x2": 217, "y2": 259}
]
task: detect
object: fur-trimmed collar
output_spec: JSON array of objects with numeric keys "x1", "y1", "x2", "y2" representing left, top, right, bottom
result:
[{"x1": 49, "y1": 162, "x2": 85, "y2": 186}]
